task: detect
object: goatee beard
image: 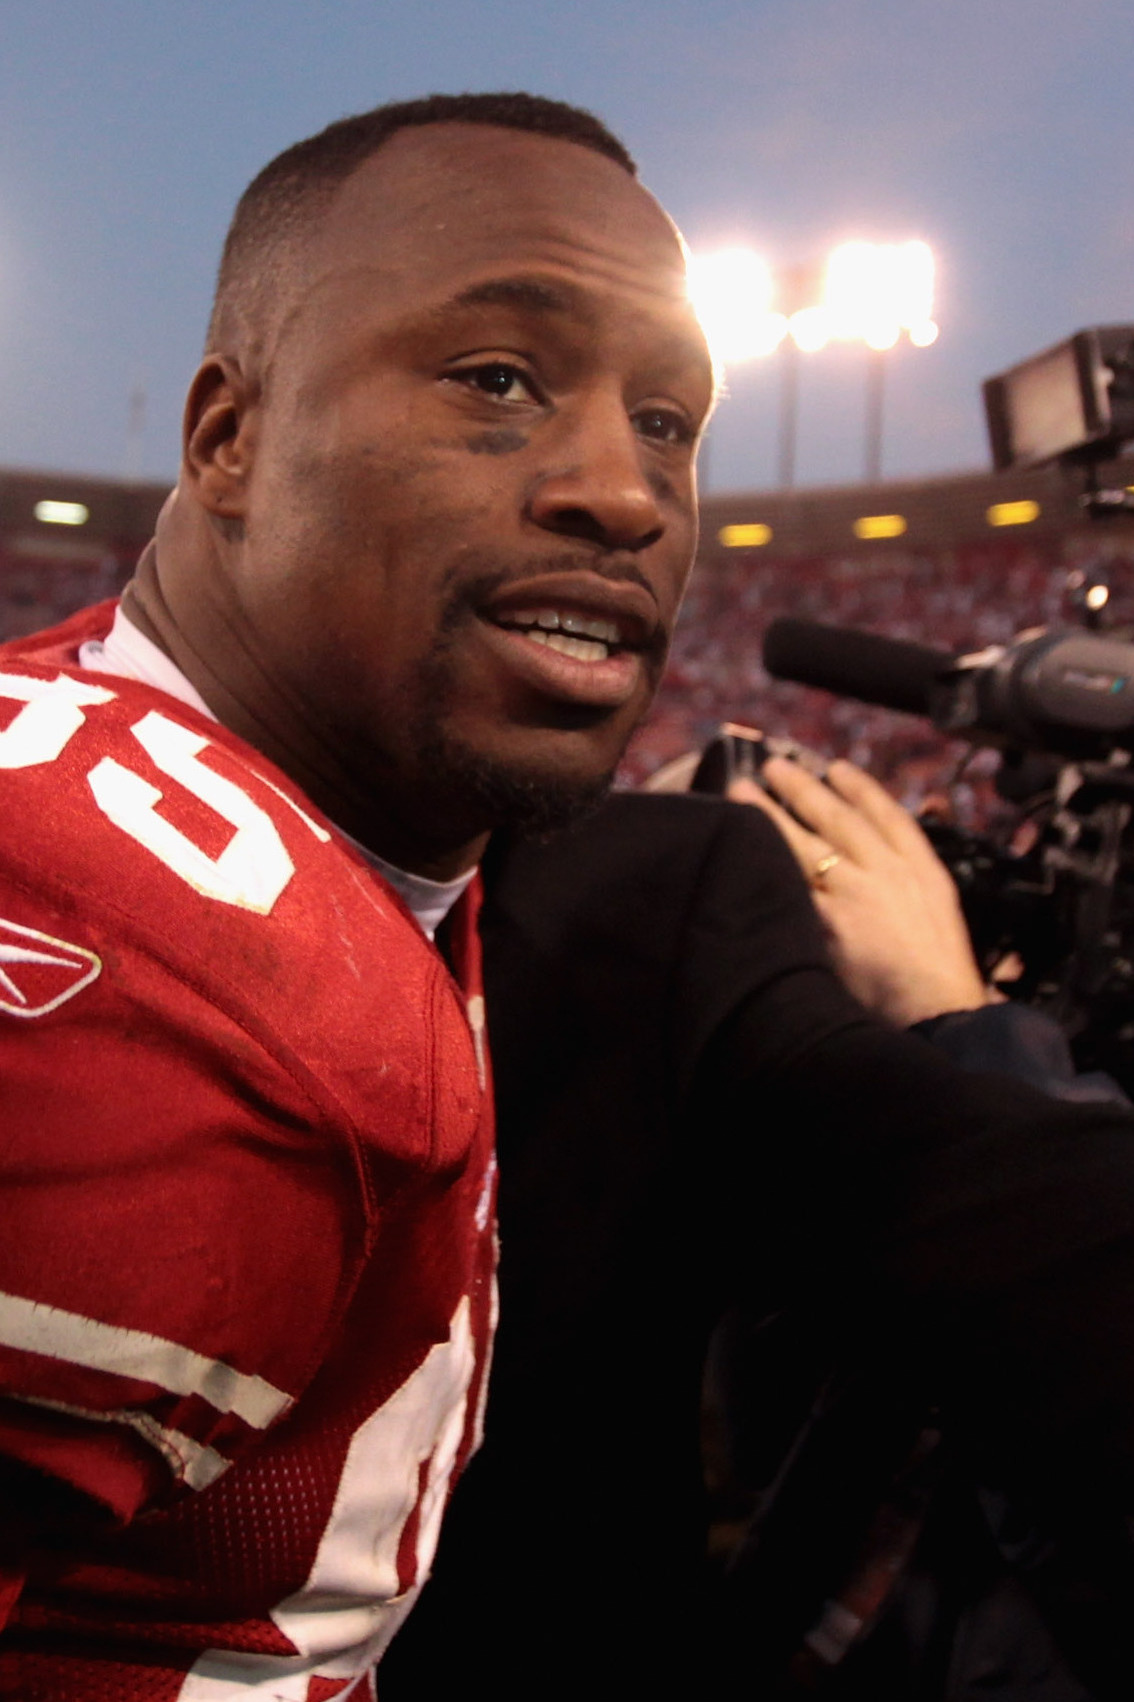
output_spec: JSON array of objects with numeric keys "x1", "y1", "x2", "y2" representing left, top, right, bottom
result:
[
  {"x1": 411, "y1": 719, "x2": 616, "y2": 838},
  {"x1": 404, "y1": 580, "x2": 638, "y2": 837}
]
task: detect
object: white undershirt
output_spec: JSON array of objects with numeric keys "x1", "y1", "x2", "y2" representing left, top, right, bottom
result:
[
  {"x1": 79, "y1": 607, "x2": 215, "y2": 720},
  {"x1": 79, "y1": 606, "x2": 473, "y2": 939}
]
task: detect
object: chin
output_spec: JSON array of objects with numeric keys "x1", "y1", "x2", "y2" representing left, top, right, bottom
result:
[{"x1": 420, "y1": 726, "x2": 616, "y2": 838}]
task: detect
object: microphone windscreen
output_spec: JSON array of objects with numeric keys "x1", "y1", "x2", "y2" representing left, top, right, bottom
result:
[{"x1": 763, "y1": 618, "x2": 953, "y2": 716}]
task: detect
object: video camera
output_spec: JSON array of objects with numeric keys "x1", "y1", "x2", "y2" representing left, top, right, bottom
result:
[{"x1": 697, "y1": 329, "x2": 1134, "y2": 1088}]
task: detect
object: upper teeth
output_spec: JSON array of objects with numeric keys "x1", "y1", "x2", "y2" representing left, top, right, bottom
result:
[{"x1": 506, "y1": 608, "x2": 622, "y2": 645}]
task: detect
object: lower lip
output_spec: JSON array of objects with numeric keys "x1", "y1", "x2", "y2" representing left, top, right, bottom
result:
[{"x1": 477, "y1": 619, "x2": 646, "y2": 709}]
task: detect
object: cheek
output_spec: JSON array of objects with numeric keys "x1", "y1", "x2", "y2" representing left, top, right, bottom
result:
[
  {"x1": 463, "y1": 429, "x2": 529, "y2": 456},
  {"x1": 653, "y1": 532, "x2": 697, "y2": 626},
  {"x1": 330, "y1": 436, "x2": 506, "y2": 573}
]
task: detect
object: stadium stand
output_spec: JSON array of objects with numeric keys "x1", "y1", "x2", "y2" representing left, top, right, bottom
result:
[
  {"x1": 0, "y1": 469, "x2": 165, "y2": 640},
  {"x1": 3, "y1": 458, "x2": 1134, "y2": 820},
  {"x1": 624, "y1": 455, "x2": 1134, "y2": 823}
]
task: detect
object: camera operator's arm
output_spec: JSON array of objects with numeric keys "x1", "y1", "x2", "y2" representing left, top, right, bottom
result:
[{"x1": 730, "y1": 756, "x2": 989, "y2": 1026}]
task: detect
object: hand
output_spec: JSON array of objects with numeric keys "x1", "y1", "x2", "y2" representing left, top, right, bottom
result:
[{"x1": 730, "y1": 757, "x2": 991, "y2": 1026}]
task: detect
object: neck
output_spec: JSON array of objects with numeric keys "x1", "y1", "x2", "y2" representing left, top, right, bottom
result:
[{"x1": 124, "y1": 530, "x2": 486, "y2": 881}]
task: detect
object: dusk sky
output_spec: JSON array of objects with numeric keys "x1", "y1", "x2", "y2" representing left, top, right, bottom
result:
[{"x1": 1, "y1": 0, "x2": 1131, "y2": 494}]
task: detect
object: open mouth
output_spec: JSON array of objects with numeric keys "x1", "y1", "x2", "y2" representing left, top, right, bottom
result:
[
  {"x1": 474, "y1": 575, "x2": 661, "y2": 710},
  {"x1": 488, "y1": 607, "x2": 627, "y2": 665}
]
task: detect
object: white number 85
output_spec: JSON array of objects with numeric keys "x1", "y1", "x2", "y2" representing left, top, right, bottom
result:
[{"x1": 0, "y1": 672, "x2": 294, "y2": 914}]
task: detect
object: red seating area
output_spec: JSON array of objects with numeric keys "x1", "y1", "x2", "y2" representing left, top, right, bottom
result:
[
  {"x1": 0, "y1": 469, "x2": 165, "y2": 645},
  {"x1": 0, "y1": 542, "x2": 129, "y2": 643},
  {"x1": 623, "y1": 531, "x2": 1134, "y2": 824}
]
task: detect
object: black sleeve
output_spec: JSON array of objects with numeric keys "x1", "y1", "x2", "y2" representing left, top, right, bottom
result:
[
  {"x1": 683, "y1": 818, "x2": 1134, "y2": 1695},
  {"x1": 704, "y1": 959, "x2": 1134, "y2": 1500},
  {"x1": 915, "y1": 1001, "x2": 1128, "y2": 1104}
]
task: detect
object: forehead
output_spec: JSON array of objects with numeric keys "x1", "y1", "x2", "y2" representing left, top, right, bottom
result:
[{"x1": 302, "y1": 123, "x2": 698, "y2": 340}]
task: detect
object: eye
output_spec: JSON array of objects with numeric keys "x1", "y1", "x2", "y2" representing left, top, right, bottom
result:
[
  {"x1": 633, "y1": 404, "x2": 696, "y2": 447},
  {"x1": 445, "y1": 361, "x2": 543, "y2": 405}
]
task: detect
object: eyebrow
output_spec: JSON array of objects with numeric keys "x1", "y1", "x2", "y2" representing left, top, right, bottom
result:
[
  {"x1": 446, "y1": 277, "x2": 579, "y2": 317},
  {"x1": 430, "y1": 272, "x2": 713, "y2": 391}
]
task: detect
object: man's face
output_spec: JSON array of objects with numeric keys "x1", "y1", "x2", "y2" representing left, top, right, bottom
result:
[{"x1": 222, "y1": 124, "x2": 713, "y2": 854}]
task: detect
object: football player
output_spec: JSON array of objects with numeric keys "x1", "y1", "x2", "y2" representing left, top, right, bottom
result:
[{"x1": 0, "y1": 93, "x2": 713, "y2": 1698}]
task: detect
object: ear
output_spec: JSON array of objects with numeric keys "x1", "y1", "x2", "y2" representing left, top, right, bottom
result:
[{"x1": 181, "y1": 355, "x2": 258, "y2": 519}]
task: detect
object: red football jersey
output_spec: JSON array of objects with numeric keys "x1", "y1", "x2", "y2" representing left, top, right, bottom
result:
[{"x1": 0, "y1": 604, "x2": 497, "y2": 1699}]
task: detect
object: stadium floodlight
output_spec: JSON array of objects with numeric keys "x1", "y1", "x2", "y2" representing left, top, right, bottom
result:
[
  {"x1": 825, "y1": 240, "x2": 937, "y2": 348},
  {"x1": 820, "y1": 240, "x2": 939, "y2": 481},
  {"x1": 687, "y1": 249, "x2": 786, "y2": 367},
  {"x1": 689, "y1": 237, "x2": 940, "y2": 487},
  {"x1": 788, "y1": 306, "x2": 832, "y2": 353}
]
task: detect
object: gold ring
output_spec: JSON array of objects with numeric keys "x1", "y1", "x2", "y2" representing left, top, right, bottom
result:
[{"x1": 811, "y1": 851, "x2": 841, "y2": 885}]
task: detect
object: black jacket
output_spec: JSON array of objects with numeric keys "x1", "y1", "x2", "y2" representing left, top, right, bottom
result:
[{"x1": 384, "y1": 793, "x2": 1134, "y2": 1697}]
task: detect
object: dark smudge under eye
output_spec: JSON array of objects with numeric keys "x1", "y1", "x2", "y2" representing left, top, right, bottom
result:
[{"x1": 464, "y1": 429, "x2": 529, "y2": 456}]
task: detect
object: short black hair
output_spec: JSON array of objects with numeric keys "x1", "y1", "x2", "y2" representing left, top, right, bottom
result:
[{"x1": 207, "y1": 92, "x2": 637, "y2": 352}]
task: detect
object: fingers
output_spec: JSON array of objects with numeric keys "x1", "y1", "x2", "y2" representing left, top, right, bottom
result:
[
  {"x1": 727, "y1": 776, "x2": 830, "y2": 875},
  {"x1": 758, "y1": 756, "x2": 881, "y2": 866},
  {"x1": 727, "y1": 754, "x2": 988, "y2": 1023},
  {"x1": 730, "y1": 754, "x2": 951, "y2": 900},
  {"x1": 822, "y1": 759, "x2": 940, "y2": 861},
  {"x1": 759, "y1": 755, "x2": 945, "y2": 873}
]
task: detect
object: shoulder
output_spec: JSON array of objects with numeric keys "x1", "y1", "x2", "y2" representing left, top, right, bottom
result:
[
  {"x1": 481, "y1": 789, "x2": 836, "y2": 1110},
  {"x1": 0, "y1": 652, "x2": 479, "y2": 1163},
  {"x1": 0, "y1": 596, "x2": 119, "y2": 667},
  {"x1": 0, "y1": 643, "x2": 491, "y2": 1530},
  {"x1": 484, "y1": 789, "x2": 822, "y2": 964},
  {"x1": 490, "y1": 789, "x2": 805, "y2": 892}
]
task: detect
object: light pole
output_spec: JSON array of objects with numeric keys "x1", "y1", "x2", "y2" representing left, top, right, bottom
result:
[
  {"x1": 777, "y1": 337, "x2": 799, "y2": 489},
  {"x1": 864, "y1": 346, "x2": 886, "y2": 484},
  {"x1": 773, "y1": 261, "x2": 826, "y2": 490}
]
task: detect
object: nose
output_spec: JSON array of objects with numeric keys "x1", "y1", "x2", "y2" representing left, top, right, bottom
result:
[{"x1": 526, "y1": 398, "x2": 667, "y2": 553}]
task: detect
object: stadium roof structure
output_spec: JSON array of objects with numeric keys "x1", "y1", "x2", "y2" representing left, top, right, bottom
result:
[
  {"x1": 0, "y1": 466, "x2": 167, "y2": 568},
  {"x1": 703, "y1": 452, "x2": 1134, "y2": 564}
]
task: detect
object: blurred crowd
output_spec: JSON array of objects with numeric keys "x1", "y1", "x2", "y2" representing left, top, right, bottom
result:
[
  {"x1": 6, "y1": 524, "x2": 1134, "y2": 832},
  {"x1": 623, "y1": 529, "x2": 1134, "y2": 826},
  {"x1": 0, "y1": 553, "x2": 128, "y2": 644}
]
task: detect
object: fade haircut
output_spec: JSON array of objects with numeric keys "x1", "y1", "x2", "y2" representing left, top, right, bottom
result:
[{"x1": 206, "y1": 91, "x2": 637, "y2": 354}]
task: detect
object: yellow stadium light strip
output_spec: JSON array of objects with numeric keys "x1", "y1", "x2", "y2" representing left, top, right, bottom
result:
[
  {"x1": 718, "y1": 522, "x2": 773, "y2": 548},
  {"x1": 34, "y1": 500, "x2": 89, "y2": 526},
  {"x1": 852, "y1": 514, "x2": 907, "y2": 541},
  {"x1": 987, "y1": 500, "x2": 1040, "y2": 527}
]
